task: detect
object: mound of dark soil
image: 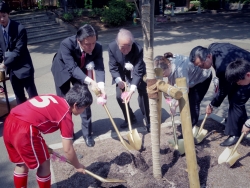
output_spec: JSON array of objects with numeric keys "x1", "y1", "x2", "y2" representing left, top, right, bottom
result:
[{"x1": 51, "y1": 118, "x2": 250, "y2": 188}]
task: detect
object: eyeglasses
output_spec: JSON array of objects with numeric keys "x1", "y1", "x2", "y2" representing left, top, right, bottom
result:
[{"x1": 194, "y1": 57, "x2": 208, "y2": 68}]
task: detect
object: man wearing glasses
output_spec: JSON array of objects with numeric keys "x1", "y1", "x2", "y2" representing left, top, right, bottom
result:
[
  {"x1": 108, "y1": 29, "x2": 150, "y2": 132},
  {"x1": 189, "y1": 43, "x2": 250, "y2": 146},
  {"x1": 51, "y1": 24, "x2": 106, "y2": 147}
]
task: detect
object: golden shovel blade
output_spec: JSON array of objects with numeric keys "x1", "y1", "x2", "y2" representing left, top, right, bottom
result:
[
  {"x1": 192, "y1": 126, "x2": 199, "y2": 137},
  {"x1": 218, "y1": 147, "x2": 232, "y2": 164},
  {"x1": 168, "y1": 139, "x2": 185, "y2": 155},
  {"x1": 127, "y1": 129, "x2": 142, "y2": 150},
  {"x1": 194, "y1": 129, "x2": 208, "y2": 144},
  {"x1": 121, "y1": 139, "x2": 137, "y2": 151},
  {"x1": 226, "y1": 151, "x2": 241, "y2": 167}
]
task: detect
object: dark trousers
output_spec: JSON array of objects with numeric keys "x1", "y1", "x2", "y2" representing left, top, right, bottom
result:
[
  {"x1": 188, "y1": 73, "x2": 212, "y2": 126},
  {"x1": 9, "y1": 71, "x2": 38, "y2": 105},
  {"x1": 55, "y1": 80, "x2": 92, "y2": 138},
  {"x1": 116, "y1": 81, "x2": 150, "y2": 124},
  {"x1": 226, "y1": 83, "x2": 250, "y2": 136}
]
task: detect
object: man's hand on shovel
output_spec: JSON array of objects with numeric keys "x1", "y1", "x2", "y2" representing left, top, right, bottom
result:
[
  {"x1": 242, "y1": 124, "x2": 250, "y2": 135},
  {"x1": 96, "y1": 87, "x2": 107, "y2": 106}
]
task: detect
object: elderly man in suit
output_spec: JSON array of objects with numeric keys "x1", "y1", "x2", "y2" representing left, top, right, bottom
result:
[
  {"x1": 0, "y1": 1, "x2": 38, "y2": 105},
  {"x1": 108, "y1": 28, "x2": 150, "y2": 132},
  {"x1": 51, "y1": 24, "x2": 106, "y2": 147}
]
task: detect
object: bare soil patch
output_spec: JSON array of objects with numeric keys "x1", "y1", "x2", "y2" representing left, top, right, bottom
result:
[{"x1": 51, "y1": 118, "x2": 250, "y2": 188}]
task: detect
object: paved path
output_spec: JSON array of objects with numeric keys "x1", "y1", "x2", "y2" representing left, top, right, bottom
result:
[{"x1": 0, "y1": 11, "x2": 250, "y2": 187}]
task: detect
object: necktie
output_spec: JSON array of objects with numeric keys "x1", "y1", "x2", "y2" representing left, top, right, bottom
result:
[
  {"x1": 80, "y1": 52, "x2": 85, "y2": 69},
  {"x1": 3, "y1": 30, "x2": 8, "y2": 46},
  {"x1": 80, "y1": 52, "x2": 94, "y2": 79}
]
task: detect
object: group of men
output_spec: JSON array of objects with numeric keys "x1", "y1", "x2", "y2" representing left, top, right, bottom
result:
[
  {"x1": 1, "y1": 0, "x2": 250, "y2": 187},
  {"x1": 51, "y1": 25, "x2": 151, "y2": 147}
]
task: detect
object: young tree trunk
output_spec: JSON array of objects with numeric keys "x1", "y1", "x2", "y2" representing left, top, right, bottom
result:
[{"x1": 142, "y1": 1, "x2": 162, "y2": 179}]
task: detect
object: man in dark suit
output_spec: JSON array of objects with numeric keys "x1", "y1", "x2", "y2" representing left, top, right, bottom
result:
[
  {"x1": 189, "y1": 43, "x2": 250, "y2": 146},
  {"x1": 0, "y1": 2, "x2": 38, "y2": 105},
  {"x1": 108, "y1": 28, "x2": 150, "y2": 132},
  {"x1": 51, "y1": 24, "x2": 106, "y2": 147}
]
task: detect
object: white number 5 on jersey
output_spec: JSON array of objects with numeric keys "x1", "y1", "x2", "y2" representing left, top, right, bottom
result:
[{"x1": 29, "y1": 96, "x2": 58, "y2": 108}]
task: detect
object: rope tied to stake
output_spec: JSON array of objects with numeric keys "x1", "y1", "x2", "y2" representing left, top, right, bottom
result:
[
  {"x1": 146, "y1": 79, "x2": 158, "y2": 99},
  {"x1": 177, "y1": 86, "x2": 188, "y2": 94}
]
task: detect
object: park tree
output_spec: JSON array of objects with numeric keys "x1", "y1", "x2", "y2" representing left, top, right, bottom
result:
[
  {"x1": 141, "y1": 0, "x2": 163, "y2": 179},
  {"x1": 140, "y1": 2, "x2": 200, "y2": 186}
]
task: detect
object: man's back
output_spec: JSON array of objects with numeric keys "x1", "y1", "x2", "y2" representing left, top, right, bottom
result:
[
  {"x1": 10, "y1": 95, "x2": 73, "y2": 135},
  {"x1": 208, "y1": 43, "x2": 250, "y2": 75}
]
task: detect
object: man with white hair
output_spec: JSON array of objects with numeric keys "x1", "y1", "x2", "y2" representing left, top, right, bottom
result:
[{"x1": 108, "y1": 29, "x2": 150, "y2": 132}]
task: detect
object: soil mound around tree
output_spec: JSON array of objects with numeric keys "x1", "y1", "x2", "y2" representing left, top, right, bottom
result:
[{"x1": 51, "y1": 118, "x2": 250, "y2": 188}]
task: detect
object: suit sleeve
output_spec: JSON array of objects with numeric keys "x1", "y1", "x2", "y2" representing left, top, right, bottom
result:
[
  {"x1": 0, "y1": 45, "x2": 3, "y2": 63},
  {"x1": 108, "y1": 45, "x2": 121, "y2": 80},
  {"x1": 93, "y1": 44, "x2": 105, "y2": 83},
  {"x1": 4, "y1": 26, "x2": 27, "y2": 68},
  {"x1": 130, "y1": 48, "x2": 144, "y2": 86},
  {"x1": 210, "y1": 72, "x2": 230, "y2": 107},
  {"x1": 60, "y1": 40, "x2": 87, "y2": 84}
]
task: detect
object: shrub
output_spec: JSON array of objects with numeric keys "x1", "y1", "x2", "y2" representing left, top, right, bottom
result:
[
  {"x1": 62, "y1": 13, "x2": 74, "y2": 21},
  {"x1": 73, "y1": 8, "x2": 84, "y2": 17},
  {"x1": 101, "y1": 6, "x2": 126, "y2": 26},
  {"x1": 89, "y1": 8, "x2": 103, "y2": 17},
  {"x1": 243, "y1": 0, "x2": 250, "y2": 4},
  {"x1": 190, "y1": 0, "x2": 201, "y2": 10},
  {"x1": 37, "y1": 0, "x2": 44, "y2": 9},
  {"x1": 84, "y1": 0, "x2": 92, "y2": 9},
  {"x1": 108, "y1": 0, "x2": 135, "y2": 19}
]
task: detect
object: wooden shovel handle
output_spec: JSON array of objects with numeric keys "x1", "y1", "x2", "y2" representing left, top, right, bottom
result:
[
  {"x1": 198, "y1": 114, "x2": 208, "y2": 134},
  {"x1": 231, "y1": 132, "x2": 245, "y2": 155},
  {"x1": 121, "y1": 82, "x2": 133, "y2": 132}
]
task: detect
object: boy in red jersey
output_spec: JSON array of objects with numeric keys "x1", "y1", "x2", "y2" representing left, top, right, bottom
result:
[{"x1": 3, "y1": 84, "x2": 93, "y2": 188}]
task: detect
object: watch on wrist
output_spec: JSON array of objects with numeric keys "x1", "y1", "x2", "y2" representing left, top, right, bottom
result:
[{"x1": 209, "y1": 103, "x2": 215, "y2": 109}]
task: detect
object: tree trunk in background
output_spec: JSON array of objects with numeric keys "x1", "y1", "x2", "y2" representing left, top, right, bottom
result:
[
  {"x1": 186, "y1": 0, "x2": 190, "y2": 9},
  {"x1": 142, "y1": 1, "x2": 162, "y2": 179}
]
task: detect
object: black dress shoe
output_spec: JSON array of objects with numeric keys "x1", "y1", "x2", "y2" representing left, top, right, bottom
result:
[
  {"x1": 83, "y1": 136, "x2": 95, "y2": 147},
  {"x1": 220, "y1": 135, "x2": 239, "y2": 147},
  {"x1": 120, "y1": 117, "x2": 137, "y2": 128}
]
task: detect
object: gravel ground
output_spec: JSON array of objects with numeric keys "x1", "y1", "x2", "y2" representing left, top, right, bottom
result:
[{"x1": 51, "y1": 118, "x2": 250, "y2": 188}]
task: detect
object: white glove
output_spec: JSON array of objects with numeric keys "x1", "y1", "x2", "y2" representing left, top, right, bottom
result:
[
  {"x1": 0, "y1": 63, "x2": 5, "y2": 69},
  {"x1": 86, "y1": 61, "x2": 95, "y2": 70},
  {"x1": 97, "y1": 94, "x2": 107, "y2": 106},
  {"x1": 165, "y1": 97, "x2": 179, "y2": 116}
]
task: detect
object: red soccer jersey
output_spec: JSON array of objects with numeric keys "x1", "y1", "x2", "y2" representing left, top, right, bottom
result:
[{"x1": 10, "y1": 95, "x2": 73, "y2": 139}]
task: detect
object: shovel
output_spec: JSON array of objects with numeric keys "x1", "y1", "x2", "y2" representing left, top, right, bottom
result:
[
  {"x1": 218, "y1": 132, "x2": 245, "y2": 167},
  {"x1": 166, "y1": 98, "x2": 185, "y2": 155},
  {"x1": 93, "y1": 89, "x2": 136, "y2": 151},
  {"x1": 48, "y1": 148, "x2": 126, "y2": 183},
  {"x1": 193, "y1": 114, "x2": 209, "y2": 144},
  {"x1": 124, "y1": 97, "x2": 142, "y2": 150}
]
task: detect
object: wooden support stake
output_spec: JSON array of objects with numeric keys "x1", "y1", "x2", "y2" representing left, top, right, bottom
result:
[
  {"x1": 157, "y1": 80, "x2": 183, "y2": 99},
  {"x1": 176, "y1": 77, "x2": 200, "y2": 188}
]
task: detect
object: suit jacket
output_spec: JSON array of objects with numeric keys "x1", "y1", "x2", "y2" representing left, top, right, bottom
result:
[
  {"x1": 51, "y1": 35, "x2": 105, "y2": 88},
  {"x1": 0, "y1": 20, "x2": 34, "y2": 79},
  {"x1": 108, "y1": 40, "x2": 146, "y2": 87},
  {"x1": 208, "y1": 43, "x2": 250, "y2": 107}
]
